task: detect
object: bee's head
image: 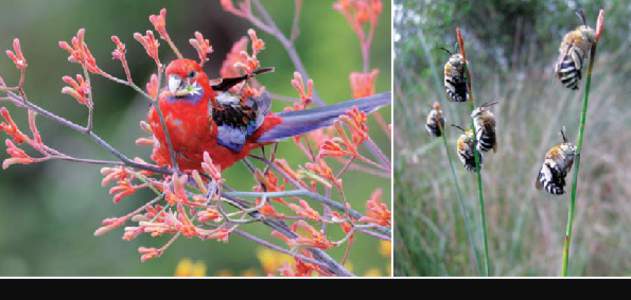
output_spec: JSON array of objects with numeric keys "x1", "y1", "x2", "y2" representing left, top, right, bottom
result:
[
  {"x1": 575, "y1": 9, "x2": 596, "y2": 44},
  {"x1": 560, "y1": 143, "x2": 577, "y2": 157},
  {"x1": 448, "y1": 53, "x2": 466, "y2": 68},
  {"x1": 432, "y1": 102, "x2": 441, "y2": 111},
  {"x1": 559, "y1": 127, "x2": 577, "y2": 156},
  {"x1": 578, "y1": 25, "x2": 596, "y2": 44},
  {"x1": 471, "y1": 100, "x2": 498, "y2": 118}
]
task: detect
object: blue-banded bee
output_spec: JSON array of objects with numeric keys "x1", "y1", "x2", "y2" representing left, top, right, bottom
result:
[
  {"x1": 425, "y1": 102, "x2": 445, "y2": 137},
  {"x1": 471, "y1": 101, "x2": 498, "y2": 153},
  {"x1": 555, "y1": 10, "x2": 596, "y2": 90},
  {"x1": 442, "y1": 48, "x2": 468, "y2": 102},
  {"x1": 453, "y1": 125, "x2": 483, "y2": 172},
  {"x1": 536, "y1": 129, "x2": 577, "y2": 195}
]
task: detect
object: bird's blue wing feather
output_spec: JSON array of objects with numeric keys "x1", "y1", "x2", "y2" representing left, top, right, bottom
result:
[{"x1": 257, "y1": 92, "x2": 391, "y2": 143}]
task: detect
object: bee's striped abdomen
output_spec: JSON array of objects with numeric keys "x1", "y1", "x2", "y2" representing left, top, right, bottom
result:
[
  {"x1": 425, "y1": 103, "x2": 445, "y2": 137},
  {"x1": 425, "y1": 121, "x2": 443, "y2": 137},
  {"x1": 477, "y1": 129, "x2": 496, "y2": 153},
  {"x1": 456, "y1": 130, "x2": 483, "y2": 172},
  {"x1": 459, "y1": 148, "x2": 482, "y2": 172},
  {"x1": 445, "y1": 76, "x2": 467, "y2": 102},
  {"x1": 537, "y1": 161, "x2": 566, "y2": 195},
  {"x1": 556, "y1": 47, "x2": 584, "y2": 90}
]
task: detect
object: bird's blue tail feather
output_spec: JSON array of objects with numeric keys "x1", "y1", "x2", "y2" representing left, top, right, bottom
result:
[{"x1": 256, "y1": 92, "x2": 390, "y2": 143}]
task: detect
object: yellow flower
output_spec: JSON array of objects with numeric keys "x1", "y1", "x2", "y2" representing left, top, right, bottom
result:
[
  {"x1": 379, "y1": 240, "x2": 391, "y2": 257},
  {"x1": 363, "y1": 268, "x2": 383, "y2": 277},
  {"x1": 174, "y1": 258, "x2": 207, "y2": 277},
  {"x1": 343, "y1": 261, "x2": 354, "y2": 273},
  {"x1": 215, "y1": 269, "x2": 234, "y2": 277},
  {"x1": 240, "y1": 268, "x2": 258, "y2": 277},
  {"x1": 256, "y1": 247, "x2": 294, "y2": 275}
]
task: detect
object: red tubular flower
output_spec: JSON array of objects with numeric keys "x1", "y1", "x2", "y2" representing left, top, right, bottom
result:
[
  {"x1": 100, "y1": 166, "x2": 129, "y2": 187},
  {"x1": 340, "y1": 107, "x2": 369, "y2": 145},
  {"x1": 58, "y1": 29, "x2": 102, "y2": 74},
  {"x1": 333, "y1": 0, "x2": 382, "y2": 46},
  {"x1": 189, "y1": 31, "x2": 213, "y2": 66},
  {"x1": 220, "y1": 36, "x2": 248, "y2": 78},
  {"x1": 196, "y1": 208, "x2": 223, "y2": 223},
  {"x1": 0, "y1": 107, "x2": 27, "y2": 144},
  {"x1": 274, "y1": 159, "x2": 308, "y2": 188},
  {"x1": 318, "y1": 137, "x2": 354, "y2": 159},
  {"x1": 288, "y1": 200, "x2": 321, "y2": 221},
  {"x1": 247, "y1": 29, "x2": 265, "y2": 57},
  {"x1": 349, "y1": 69, "x2": 379, "y2": 99},
  {"x1": 2, "y1": 139, "x2": 34, "y2": 169},
  {"x1": 220, "y1": 0, "x2": 252, "y2": 18},
  {"x1": 290, "y1": 72, "x2": 313, "y2": 107},
  {"x1": 108, "y1": 180, "x2": 137, "y2": 204},
  {"x1": 111, "y1": 35, "x2": 132, "y2": 81},
  {"x1": 27, "y1": 110, "x2": 42, "y2": 147},
  {"x1": 359, "y1": 188, "x2": 390, "y2": 226},
  {"x1": 199, "y1": 227, "x2": 232, "y2": 242},
  {"x1": 165, "y1": 173, "x2": 189, "y2": 206},
  {"x1": 146, "y1": 73, "x2": 159, "y2": 100},
  {"x1": 229, "y1": 29, "x2": 263, "y2": 75},
  {"x1": 201, "y1": 151, "x2": 222, "y2": 183},
  {"x1": 134, "y1": 30, "x2": 161, "y2": 67},
  {"x1": 149, "y1": 8, "x2": 169, "y2": 41},
  {"x1": 122, "y1": 226, "x2": 145, "y2": 241},
  {"x1": 94, "y1": 216, "x2": 127, "y2": 236},
  {"x1": 5, "y1": 38, "x2": 27, "y2": 70},
  {"x1": 61, "y1": 74, "x2": 92, "y2": 108},
  {"x1": 258, "y1": 201, "x2": 285, "y2": 219},
  {"x1": 305, "y1": 159, "x2": 341, "y2": 188},
  {"x1": 110, "y1": 36, "x2": 126, "y2": 61},
  {"x1": 289, "y1": 220, "x2": 335, "y2": 250},
  {"x1": 138, "y1": 247, "x2": 161, "y2": 262}
]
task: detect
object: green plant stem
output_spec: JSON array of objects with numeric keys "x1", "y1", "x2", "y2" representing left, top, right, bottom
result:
[
  {"x1": 418, "y1": 28, "x2": 481, "y2": 274},
  {"x1": 467, "y1": 96, "x2": 489, "y2": 276},
  {"x1": 561, "y1": 41, "x2": 598, "y2": 277},
  {"x1": 457, "y1": 27, "x2": 490, "y2": 276}
]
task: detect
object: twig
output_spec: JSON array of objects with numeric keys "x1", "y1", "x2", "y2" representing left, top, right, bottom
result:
[
  {"x1": 248, "y1": 0, "x2": 324, "y2": 106},
  {"x1": 457, "y1": 27, "x2": 491, "y2": 276},
  {"x1": 561, "y1": 9, "x2": 605, "y2": 277}
]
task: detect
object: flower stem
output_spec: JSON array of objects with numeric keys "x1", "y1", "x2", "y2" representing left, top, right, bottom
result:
[
  {"x1": 561, "y1": 9, "x2": 604, "y2": 276},
  {"x1": 418, "y1": 28, "x2": 481, "y2": 274},
  {"x1": 457, "y1": 27, "x2": 490, "y2": 276}
]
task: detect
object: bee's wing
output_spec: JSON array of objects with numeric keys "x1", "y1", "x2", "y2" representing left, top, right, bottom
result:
[
  {"x1": 554, "y1": 45, "x2": 571, "y2": 74},
  {"x1": 535, "y1": 166, "x2": 544, "y2": 190}
]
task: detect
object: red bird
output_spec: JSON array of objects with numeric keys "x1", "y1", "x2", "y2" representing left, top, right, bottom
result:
[{"x1": 148, "y1": 59, "x2": 389, "y2": 172}]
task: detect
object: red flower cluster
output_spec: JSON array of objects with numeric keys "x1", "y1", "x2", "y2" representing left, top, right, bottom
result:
[
  {"x1": 59, "y1": 29, "x2": 103, "y2": 74},
  {"x1": 61, "y1": 74, "x2": 92, "y2": 108}
]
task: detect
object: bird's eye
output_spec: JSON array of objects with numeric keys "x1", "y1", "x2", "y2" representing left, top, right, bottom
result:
[{"x1": 188, "y1": 71, "x2": 196, "y2": 78}]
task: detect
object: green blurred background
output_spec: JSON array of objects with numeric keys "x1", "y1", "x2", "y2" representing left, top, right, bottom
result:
[
  {"x1": 0, "y1": 0, "x2": 390, "y2": 276},
  {"x1": 395, "y1": 0, "x2": 631, "y2": 276}
]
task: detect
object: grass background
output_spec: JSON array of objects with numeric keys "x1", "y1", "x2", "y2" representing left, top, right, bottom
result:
[
  {"x1": 394, "y1": 0, "x2": 631, "y2": 276},
  {"x1": 0, "y1": 0, "x2": 391, "y2": 276}
]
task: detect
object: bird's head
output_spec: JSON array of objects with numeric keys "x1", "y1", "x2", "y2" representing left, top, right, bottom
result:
[{"x1": 165, "y1": 59, "x2": 212, "y2": 101}]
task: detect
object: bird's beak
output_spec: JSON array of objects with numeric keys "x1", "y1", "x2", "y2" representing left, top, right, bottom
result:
[{"x1": 168, "y1": 75, "x2": 183, "y2": 95}]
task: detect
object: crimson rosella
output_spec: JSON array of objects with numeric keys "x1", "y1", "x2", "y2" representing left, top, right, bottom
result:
[{"x1": 148, "y1": 58, "x2": 389, "y2": 172}]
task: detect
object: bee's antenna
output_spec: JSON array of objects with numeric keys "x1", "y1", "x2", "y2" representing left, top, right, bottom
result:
[
  {"x1": 560, "y1": 126, "x2": 568, "y2": 143},
  {"x1": 576, "y1": 9, "x2": 587, "y2": 26},
  {"x1": 451, "y1": 124, "x2": 467, "y2": 132},
  {"x1": 439, "y1": 47, "x2": 452, "y2": 56},
  {"x1": 480, "y1": 100, "x2": 499, "y2": 108}
]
